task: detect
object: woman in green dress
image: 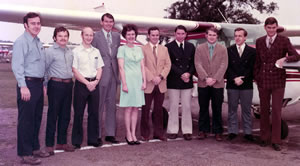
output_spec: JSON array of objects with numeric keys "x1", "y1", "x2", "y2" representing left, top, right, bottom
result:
[{"x1": 117, "y1": 24, "x2": 146, "y2": 145}]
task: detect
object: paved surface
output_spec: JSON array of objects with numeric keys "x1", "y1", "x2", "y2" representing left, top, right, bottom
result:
[{"x1": 0, "y1": 97, "x2": 300, "y2": 166}]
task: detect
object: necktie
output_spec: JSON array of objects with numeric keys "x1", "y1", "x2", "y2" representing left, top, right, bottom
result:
[
  {"x1": 238, "y1": 46, "x2": 242, "y2": 57},
  {"x1": 209, "y1": 45, "x2": 214, "y2": 59},
  {"x1": 180, "y1": 43, "x2": 184, "y2": 53},
  {"x1": 153, "y1": 46, "x2": 157, "y2": 65},
  {"x1": 268, "y1": 37, "x2": 273, "y2": 49},
  {"x1": 107, "y1": 33, "x2": 112, "y2": 55}
]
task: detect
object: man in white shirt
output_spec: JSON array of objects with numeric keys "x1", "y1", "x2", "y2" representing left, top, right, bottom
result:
[{"x1": 71, "y1": 27, "x2": 104, "y2": 149}]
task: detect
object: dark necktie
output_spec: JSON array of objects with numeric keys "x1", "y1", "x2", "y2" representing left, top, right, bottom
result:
[
  {"x1": 180, "y1": 43, "x2": 184, "y2": 53},
  {"x1": 153, "y1": 46, "x2": 157, "y2": 65}
]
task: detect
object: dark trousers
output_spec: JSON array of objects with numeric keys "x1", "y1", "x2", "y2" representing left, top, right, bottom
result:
[
  {"x1": 198, "y1": 87, "x2": 224, "y2": 134},
  {"x1": 72, "y1": 80, "x2": 99, "y2": 145},
  {"x1": 46, "y1": 80, "x2": 73, "y2": 147},
  {"x1": 141, "y1": 86, "x2": 165, "y2": 138},
  {"x1": 258, "y1": 87, "x2": 284, "y2": 144},
  {"x1": 17, "y1": 80, "x2": 44, "y2": 156}
]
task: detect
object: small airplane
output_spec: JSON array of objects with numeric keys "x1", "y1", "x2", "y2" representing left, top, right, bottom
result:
[{"x1": 1, "y1": 3, "x2": 299, "y2": 138}]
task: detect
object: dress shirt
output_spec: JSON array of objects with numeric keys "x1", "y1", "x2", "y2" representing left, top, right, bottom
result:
[
  {"x1": 149, "y1": 42, "x2": 158, "y2": 55},
  {"x1": 175, "y1": 40, "x2": 184, "y2": 49},
  {"x1": 236, "y1": 43, "x2": 245, "y2": 56},
  {"x1": 45, "y1": 43, "x2": 73, "y2": 82},
  {"x1": 72, "y1": 44, "x2": 104, "y2": 78},
  {"x1": 102, "y1": 29, "x2": 112, "y2": 42},
  {"x1": 12, "y1": 31, "x2": 46, "y2": 87},
  {"x1": 266, "y1": 34, "x2": 277, "y2": 48}
]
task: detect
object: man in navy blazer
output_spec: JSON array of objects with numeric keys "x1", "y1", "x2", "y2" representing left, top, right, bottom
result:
[
  {"x1": 92, "y1": 13, "x2": 120, "y2": 145},
  {"x1": 254, "y1": 17, "x2": 300, "y2": 151},
  {"x1": 226, "y1": 28, "x2": 256, "y2": 142}
]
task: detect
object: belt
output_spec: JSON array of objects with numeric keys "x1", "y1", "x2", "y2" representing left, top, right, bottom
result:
[
  {"x1": 51, "y1": 77, "x2": 72, "y2": 83},
  {"x1": 85, "y1": 77, "x2": 96, "y2": 82},
  {"x1": 25, "y1": 76, "x2": 44, "y2": 82}
]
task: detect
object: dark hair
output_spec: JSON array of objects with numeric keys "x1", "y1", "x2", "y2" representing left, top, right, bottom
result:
[
  {"x1": 101, "y1": 13, "x2": 114, "y2": 22},
  {"x1": 53, "y1": 26, "x2": 69, "y2": 41},
  {"x1": 175, "y1": 25, "x2": 187, "y2": 33},
  {"x1": 234, "y1": 27, "x2": 248, "y2": 37},
  {"x1": 23, "y1": 12, "x2": 41, "y2": 24},
  {"x1": 264, "y1": 17, "x2": 278, "y2": 26},
  {"x1": 148, "y1": 26, "x2": 160, "y2": 35},
  {"x1": 206, "y1": 27, "x2": 219, "y2": 34},
  {"x1": 121, "y1": 24, "x2": 138, "y2": 38}
]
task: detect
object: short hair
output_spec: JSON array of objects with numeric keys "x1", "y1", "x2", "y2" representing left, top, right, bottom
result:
[
  {"x1": 121, "y1": 24, "x2": 138, "y2": 38},
  {"x1": 53, "y1": 26, "x2": 69, "y2": 41},
  {"x1": 234, "y1": 27, "x2": 248, "y2": 37},
  {"x1": 81, "y1": 27, "x2": 94, "y2": 36},
  {"x1": 206, "y1": 27, "x2": 219, "y2": 34},
  {"x1": 23, "y1": 12, "x2": 41, "y2": 24},
  {"x1": 148, "y1": 26, "x2": 160, "y2": 35},
  {"x1": 101, "y1": 13, "x2": 114, "y2": 22},
  {"x1": 264, "y1": 17, "x2": 278, "y2": 26},
  {"x1": 175, "y1": 25, "x2": 187, "y2": 33}
]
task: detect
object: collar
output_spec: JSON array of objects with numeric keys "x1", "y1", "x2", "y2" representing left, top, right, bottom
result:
[
  {"x1": 78, "y1": 43, "x2": 96, "y2": 52},
  {"x1": 24, "y1": 31, "x2": 39, "y2": 42},
  {"x1": 175, "y1": 40, "x2": 184, "y2": 48},
  {"x1": 267, "y1": 34, "x2": 277, "y2": 42},
  {"x1": 53, "y1": 42, "x2": 69, "y2": 51},
  {"x1": 102, "y1": 28, "x2": 111, "y2": 38},
  {"x1": 207, "y1": 42, "x2": 216, "y2": 48},
  {"x1": 149, "y1": 42, "x2": 158, "y2": 49},
  {"x1": 236, "y1": 43, "x2": 246, "y2": 51}
]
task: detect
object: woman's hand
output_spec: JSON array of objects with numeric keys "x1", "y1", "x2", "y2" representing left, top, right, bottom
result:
[{"x1": 122, "y1": 84, "x2": 128, "y2": 93}]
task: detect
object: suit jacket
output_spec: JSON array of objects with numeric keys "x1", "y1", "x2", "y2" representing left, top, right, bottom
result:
[
  {"x1": 92, "y1": 29, "x2": 121, "y2": 86},
  {"x1": 142, "y1": 43, "x2": 171, "y2": 94},
  {"x1": 165, "y1": 40, "x2": 195, "y2": 89},
  {"x1": 226, "y1": 44, "x2": 256, "y2": 89},
  {"x1": 195, "y1": 42, "x2": 228, "y2": 88},
  {"x1": 254, "y1": 35, "x2": 300, "y2": 89}
]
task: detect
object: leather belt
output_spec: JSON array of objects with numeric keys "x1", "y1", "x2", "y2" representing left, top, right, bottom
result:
[
  {"x1": 25, "y1": 76, "x2": 44, "y2": 82},
  {"x1": 85, "y1": 77, "x2": 96, "y2": 82},
  {"x1": 51, "y1": 77, "x2": 72, "y2": 83}
]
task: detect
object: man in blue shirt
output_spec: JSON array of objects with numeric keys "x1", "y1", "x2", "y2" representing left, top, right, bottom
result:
[
  {"x1": 11, "y1": 12, "x2": 50, "y2": 165},
  {"x1": 45, "y1": 26, "x2": 75, "y2": 155}
]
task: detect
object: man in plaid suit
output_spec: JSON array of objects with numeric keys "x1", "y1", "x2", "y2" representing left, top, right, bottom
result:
[{"x1": 254, "y1": 17, "x2": 300, "y2": 151}]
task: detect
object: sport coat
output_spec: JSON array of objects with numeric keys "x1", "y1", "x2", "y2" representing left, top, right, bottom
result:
[
  {"x1": 142, "y1": 43, "x2": 171, "y2": 94},
  {"x1": 254, "y1": 35, "x2": 300, "y2": 89},
  {"x1": 166, "y1": 40, "x2": 195, "y2": 89},
  {"x1": 92, "y1": 29, "x2": 121, "y2": 86},
  {"x1": 195, "y1": 42, "x2": 228, "y2": 88},
  {"x1": 226, "y1": 44, "x2": 256, "y2": 89}
]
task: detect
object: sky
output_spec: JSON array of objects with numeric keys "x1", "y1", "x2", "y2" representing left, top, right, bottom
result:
[{"x1": 0, "y1": 0, "x2": 299, "y2": 44}]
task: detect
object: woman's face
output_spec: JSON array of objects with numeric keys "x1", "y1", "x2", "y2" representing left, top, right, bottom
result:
[{"x1": 125, "y1": 30, "x2": 136, "y2": 44}]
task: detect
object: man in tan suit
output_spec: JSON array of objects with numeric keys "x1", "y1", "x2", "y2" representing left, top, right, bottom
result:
[
  {"x1": 141, "y1": 27, "x2": 171, "y2": 141},
  {"x1": 195, "y1": 27, "x2": 228, "y2": 141}
]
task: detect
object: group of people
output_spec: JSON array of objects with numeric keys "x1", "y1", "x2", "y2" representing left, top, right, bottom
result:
[{"x1": 11, "y1": 11, "x2": 299, "y2": 165}]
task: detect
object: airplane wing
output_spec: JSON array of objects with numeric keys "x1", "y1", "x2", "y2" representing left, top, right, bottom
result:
[{"x1": 1, "y1": 4, "x2": 300, "y2": 39}]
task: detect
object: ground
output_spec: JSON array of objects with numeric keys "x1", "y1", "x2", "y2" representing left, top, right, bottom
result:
[{"x1": 0, "y1": 63, "x2": 300, "y2": 166}]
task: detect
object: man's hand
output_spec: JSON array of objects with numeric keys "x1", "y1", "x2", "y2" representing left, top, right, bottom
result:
[
  {"x1": 43, "y1": 86, "x2": 47, "y2": 96},
  {"x1": 206, "y1": 77, "x2": 216, "y2": 86},
  {"x1": 152, "y1": 76, "x2": 162, "y2": 85},
  {"x1": 275, "y1": 57, "x2": 287, "y2": 68},
  {"x1": 181, "y1": 72, "x2": 190, "y2": 83},
  {"x1": 20, "y1": 87, "x2": 31, "y2": 101},
  {"x1": 234, "y1": 76, "x2": 244, "y2": 86}
]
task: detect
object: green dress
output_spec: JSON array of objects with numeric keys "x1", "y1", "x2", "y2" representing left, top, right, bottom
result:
[{"x1": 117, "y1": 45, "x2": 145, "y2": 107}]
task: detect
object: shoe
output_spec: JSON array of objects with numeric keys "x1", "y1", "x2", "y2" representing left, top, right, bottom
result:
[
  {"x1": 46, "y1": 147, "x2": 55, "y2": 156},
  {"x1": 244, "y1": 134, "x2": 255, "y2": 142},
  {"x1": 105, "y1": 136, "x2": 119, "y2": 144},
  {"x1": 215, "y1": 134, "x2": 223, "y2": 141},
  {"x1": 260, "y1": 141, "x2": 267, "y2": 147},
  {"x1": 56, "y1": 144, "x2": 75, "y2": 152},
  {"x1": 168, "y1": 134, "x2": 178, "y2": 139},
  {"x1": 183, "y1": 134, "x2": 192, "y2": 141},
  {"x1": 21, "y1": 156, "x2": 41, "y2": 165},
  {"x1": 73, "y1": 144, "x2": 81, "y2": 149},
  {"x1": 153, "y1": 136, "x2": 167, "y2": 141},
  {"x1": 33, "y1": 150, "x2": 50, "y2": 158},
  {"x1": 125, "y1": 137, "x2": 135, "y2": 145},
  {"x1": 272, "y1": 143, "x2": 281, "y2": 151},
  {"x1": 227, "y1": 133, "x2": 237, "y2": 141},
  {"x1": 97, "y1": 138, "x2": 103, "y2": 146},
  {"x1": 87, "y1": 142, "x2": 101, "y2": 147},
  {"x1": 198, "y1": 132, "x2": 207, "y2": 140},
  {"x1": 134, "y1": 140, "x2": 141, "y2": 145},
  {"x1": 141, "y1": 136, "x2": 150, "y2": 141}
]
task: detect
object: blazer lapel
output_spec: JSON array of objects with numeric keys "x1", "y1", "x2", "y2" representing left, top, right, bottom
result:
[
  {"x1": 100, "y1": 29, "x2": 111, "y2": 56},
  {"x1": 146, "y1": 43, "x2": 157, "y2": 67}
]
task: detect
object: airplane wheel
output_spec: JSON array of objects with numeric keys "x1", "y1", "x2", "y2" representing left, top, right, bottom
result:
[
  {"x1": 252, "y1": 107, "x2": 260, "y2": 119},
  {"x1": 151, "y1": 106, "x2": 169, "y2": 130}
]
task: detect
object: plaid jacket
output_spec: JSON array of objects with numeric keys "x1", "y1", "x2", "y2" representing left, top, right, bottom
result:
[{"x1": 254, "y1": 35, "x2": 300, "y2": 89}]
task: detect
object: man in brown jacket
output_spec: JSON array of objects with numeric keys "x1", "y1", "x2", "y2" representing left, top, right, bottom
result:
[
  {"x1": 141, "y1": 27, "x2": 171, "y2": 141},
  {"x1": 194, "y1": 27, "x2": 228, "y2": 141},
  {"x1": 254, "y1": 17, "x2": 300, "y2": 151}
]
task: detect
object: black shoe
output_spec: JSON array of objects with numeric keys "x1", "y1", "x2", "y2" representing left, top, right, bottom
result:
[
  {"x1": 134, "y1": 140, "x2": 141, "y2": 145},
  {"x1": 87, "y1": 142, "x2": 101, "y2": 147},
  {"x1": 125, "y1": 137, "x2": 135, "y2": 145},
  {"x1": 227, "y1": 133, "x2": 237, "y2": 141},
  {"x1": 105, "y1": 136, "x2": 119, "y2": 144},
  {"x1": 73, "y1": 144, "x2": 81, "y2": 149},
  {"x1": 260, "y1": 141, "x2": 267, "y2": 147},
  {"x1": 97, "y1": 138, "x2": 103, "y2": 146},
  {"x1": 244, "y1": 134, "x2": 255, "y2": 142},
  {"x1": 272, "y1": 143, "x2": 281, "y2": 151}
]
